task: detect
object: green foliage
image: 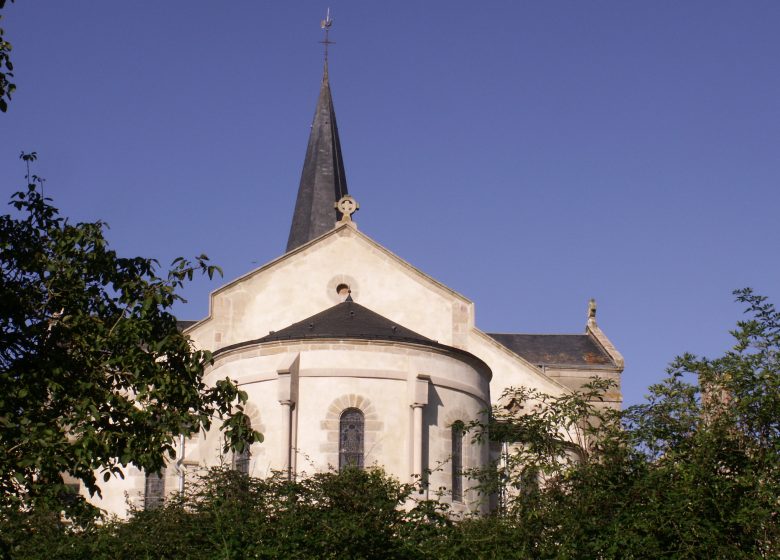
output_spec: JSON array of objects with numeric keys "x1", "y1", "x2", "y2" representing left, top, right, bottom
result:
[
  {"x1": 616, "y1": 288, "x2": 780, "y2": 558},
  {"x1": 470, "y1": 377, "x2": 625, "y2": 510},
  {"x1": 0, "y1": 0, "x2": 15, "y2": 112},
  {"x1": 0, "y1": 174, "x2": 261, "y2": 517},
  {"x1": 472, "y1": 289, "x2": 780, "y2": 559},
  {"x1": 0, "y1": 466, "x2": 455, "y2": 560}
]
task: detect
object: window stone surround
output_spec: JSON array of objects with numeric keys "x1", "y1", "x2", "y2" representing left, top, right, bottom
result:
[{"x1": 320, "y1": 394, "x2": 383, "y2": 468}]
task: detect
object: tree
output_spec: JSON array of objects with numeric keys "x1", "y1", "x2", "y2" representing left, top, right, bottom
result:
[
  {"x1": 619, "y1": 288, "x2": 780, "y2": 558},
  {"x1": 0, "y1": 171, "x2": 261, "y2": 515},
  {"x1": 471, "y1": 290, "x2": 780, "y2": 559},
  {"x1": 471, "y1": 377, "x2": 624, "y2": 508},
  {"x1": 0, "y1": 0, "x2": 15, "y2": 112},
  {"x1": 466, "y1": 377, "x2": 637, "y2": 558}
]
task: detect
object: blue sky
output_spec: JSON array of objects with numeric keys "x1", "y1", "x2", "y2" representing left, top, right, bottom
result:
[{"x1": 1, "y1": 2, "x2": 778, "y2": 407}]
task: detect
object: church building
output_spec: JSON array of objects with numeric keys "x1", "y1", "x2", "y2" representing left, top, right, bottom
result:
[{"x1": 92, "y1": 54, "x2": 623, "y2": 518}]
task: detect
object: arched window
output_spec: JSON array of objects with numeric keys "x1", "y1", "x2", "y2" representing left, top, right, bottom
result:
[
  {"x1": 144, "y1": 468, "x2": 165, "y2": 510},
  {"x1": 520, "y1": 466, "x2": 540, "y2": 496},
  {"x1": 451, "y1": 421, "x2": 464, "y2": 502},
  {"x1": 232, "y1": 417, "x2": 252, "y2": 475},
  {"x1": 339, "y1": 408, "x2": 364, "y2": 469}
]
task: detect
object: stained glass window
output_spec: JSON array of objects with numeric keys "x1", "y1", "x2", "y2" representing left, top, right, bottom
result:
[
  {"x1": 233, "y1": 417, "x2": 252, "y2": 474},
  {"x1": 233, "y1": 446, "x2": 251, "y2": 474},
  {"x1": 339, "y1": 408, "x2": 364, "y2": 470},
  {"x1": 452, "y1": 422, "x2": 464, "y2": 502},
  {"x1": 144, "y1": 468, "x2": 165, "y2": 510}
]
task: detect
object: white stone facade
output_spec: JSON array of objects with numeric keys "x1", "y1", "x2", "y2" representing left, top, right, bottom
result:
[{"x1": 90, "y1": 222, "x2": 622, "y2": 517}]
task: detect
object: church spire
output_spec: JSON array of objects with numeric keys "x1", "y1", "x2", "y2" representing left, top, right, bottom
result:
[{"x1": 286, "y1": 12, "x2": 348, "y2": 252}]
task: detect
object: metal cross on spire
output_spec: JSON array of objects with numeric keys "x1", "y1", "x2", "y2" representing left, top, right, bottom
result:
[{"x1": 320, "y1": 8, "x2": 335, "y2": 62}]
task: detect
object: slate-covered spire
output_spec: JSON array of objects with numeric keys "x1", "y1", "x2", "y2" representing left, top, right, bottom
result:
[{"x1": 286, "y1": 62, "x2": 349, "y2": 252}]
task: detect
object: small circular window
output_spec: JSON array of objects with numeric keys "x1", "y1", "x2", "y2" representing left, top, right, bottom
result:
[{"x1": 328, "y1": 275, "x2": 359, "y2": 303}]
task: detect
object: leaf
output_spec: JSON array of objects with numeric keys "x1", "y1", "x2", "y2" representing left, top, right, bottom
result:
[{"x1": 0, "y1": 165, "x2": 237, "y2": 517}]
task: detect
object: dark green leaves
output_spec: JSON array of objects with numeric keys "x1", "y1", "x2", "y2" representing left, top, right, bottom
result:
[
  {"x1": 0, "y1": 176, "x2": 256, "y2": 519},
  {"x1": 0, "y1": 1, "x2": 15, "y2": 112},
  {"x1": 471, "y1": 290, "x2": 780, "y2": 558}
]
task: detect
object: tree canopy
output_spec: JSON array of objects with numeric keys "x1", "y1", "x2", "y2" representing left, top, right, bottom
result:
[
  {"x1": 0, "y1": 0, "x2": 15, "y2": 112},
  {"x1": 0, "y1": 173, "x2": 261, "y2": 515},
  {"x1": 473, "y1": 288, "x2": 780, "y2": 559}
]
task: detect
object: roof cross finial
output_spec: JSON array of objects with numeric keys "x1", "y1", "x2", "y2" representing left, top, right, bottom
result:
[
  {"x1": 335, "y1": 195, "x2": 359, "y2": 224},
  {"x1": 320, "y1": 8, "x2": 335, "y2": 63}
]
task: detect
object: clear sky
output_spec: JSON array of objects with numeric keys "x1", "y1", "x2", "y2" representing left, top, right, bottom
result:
[{"x1": 1, "y1": 2, "x2": 778, "y2": 407}]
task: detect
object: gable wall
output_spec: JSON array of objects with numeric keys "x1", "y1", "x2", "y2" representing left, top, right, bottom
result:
[{"x1": 188, "y1": 227, "x2": 472, "y2": 352}]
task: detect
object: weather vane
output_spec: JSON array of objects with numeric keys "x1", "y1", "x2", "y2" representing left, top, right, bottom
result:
[{"x1": 320, "y1": 8, "x2": 335, "y2": 62}]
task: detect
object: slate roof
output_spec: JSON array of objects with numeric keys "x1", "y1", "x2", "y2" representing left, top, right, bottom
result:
[
  {"x1": 177, "y1": 320, "x2": 198, "y2": 332},
  {"x1": 254, "y1": 299, "x2": 432, "y2": 345},
  {"x1": 487, "y1": 333, "x2": 617, "y2": 368},
  {"x1": 286, "y1": 62, "x2": 349, "y2": 252}
]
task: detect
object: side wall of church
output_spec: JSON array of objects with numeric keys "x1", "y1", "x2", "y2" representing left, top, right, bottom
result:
[
  {"x1": 467, "y1": 331, "x2": 569, "y2": 403},
  {"x1": 538, "y1": 365, "x2": 622, "y2": 409}
]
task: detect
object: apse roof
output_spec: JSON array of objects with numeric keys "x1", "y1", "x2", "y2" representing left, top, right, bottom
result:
[
  {"x1": 286, "y1": 62, "x2": 349, "y2": 252},
  {"x1": 258, "y1": 299, "x2": 432, "y2": 345},
  {"x1": 487, "y1": 333, "x2": 617, "y2": 368},
  {"x1": 177, "y1": 320, "x2": 198, "y2": 331}
]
